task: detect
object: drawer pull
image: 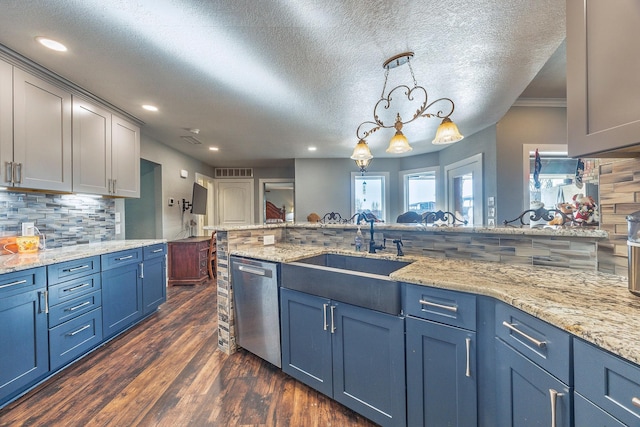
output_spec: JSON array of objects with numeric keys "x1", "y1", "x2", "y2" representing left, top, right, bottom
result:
[
  {"x1": 116, "y1": 255, "x2": 134, "y2": 261},
  {"x1": 67, "y1": 324, "x2": 91, "y2": 336},
  {"x1": 152, "y1": 248, "x2": 164, "y2": 253},
  {"x1": 549, "y1": 388, "x2": 563, "y2": 427},
  {"x1": 0, "y1": 279, "x2": 28, "y2": 290},
  {"x1": 66, "y1": 301, "x2": 91, "y2": 312},
  {"x1": 323, "y1": 303, "x2": 329, "y2": 331},
  {"x1": 502, "y1": 321, "x2": 547, "y2": 348},
  {"x1": 419, "y1": 299, "x2": 458, "y2": 313},
  {"x1": 632, "y1": 397, "x2": 640, "y2": 408},
  {"x1": 64, "y1": 282, "x2": 91, "y2": 292},
  {"x1": 66, "y1": 265, "x2": 90, "y2": 272},
  {"x1": 465, "y1": 337, "x2": 471, "y2": 377}
]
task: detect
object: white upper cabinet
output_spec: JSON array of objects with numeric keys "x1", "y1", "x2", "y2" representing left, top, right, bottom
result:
[
  {"x1": 567, "y1": 0, "x2": 640, "y2": 157},
  {"x1": 0, "y1": 61, "x2": 11, "y2": 174},
  {"x1": 72, "y1": 98, "x2": 111, "y2": 195},
  {"x1": 10, "y1": 68, "x2": 72, "y2": 192},
  {"x1": 72, "y1": 97, "x2": 140, "y2": 197},
  {"x1": 110, "y1": 115, "x2": 140, "y2": 198}
]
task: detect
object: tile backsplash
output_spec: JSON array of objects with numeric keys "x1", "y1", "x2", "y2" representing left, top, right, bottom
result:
[{"x1": 0, "y1": 190, "x2": 115, "y2": 252}]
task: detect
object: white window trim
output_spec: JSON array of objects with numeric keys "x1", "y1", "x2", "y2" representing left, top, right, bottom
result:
[
  {"x1": 399, "y1": 166, "x2": 440, "y2": 213},
  {"x1": 444, "y1": 153, "x2": 483, "y2": 225},
  {"x1": 351, "y1": 171, "x2": 390, "y2": 222}
]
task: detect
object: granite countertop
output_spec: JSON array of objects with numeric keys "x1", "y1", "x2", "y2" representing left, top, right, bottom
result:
[
  {"x1": 0, "y1": 239, "x2": 166, "y2": 274},
  {"x1": 211, "y1": 222, "x2": 607, "y2": 239},
  {"x1": 230, "y1": 244, "x2": 639, "y2": 366}
]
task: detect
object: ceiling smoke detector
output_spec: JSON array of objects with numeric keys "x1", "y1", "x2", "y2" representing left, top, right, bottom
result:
[{"x1": 181, "y1": 135, "x2": 202, "y2": 145}]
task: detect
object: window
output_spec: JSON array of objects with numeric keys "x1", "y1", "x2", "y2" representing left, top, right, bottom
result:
[
  {"x1": 444, "y1": 153, "x2": 483, "y2": 226},
  {"x1": 401, "y1": 168, "x2": 437, "y2": 214},
  {"x1": 351, "y1": 172, "x2": 389, "y2": 222}
]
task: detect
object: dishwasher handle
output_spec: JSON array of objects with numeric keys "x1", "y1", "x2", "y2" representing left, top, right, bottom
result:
[{"x1": 237, "y1": 264, "x2": 271, "y2": 277}]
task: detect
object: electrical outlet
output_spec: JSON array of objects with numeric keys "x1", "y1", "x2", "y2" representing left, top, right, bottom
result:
[
  {"x1": 22, "y1": 222, "x2": 35, "y2": 236},
  {"x1": 263, "y1": 235, "x2": 275, "y2": 245},
  {"x1": 168, "y1": 197, "x2": 174, "y2": 206}
]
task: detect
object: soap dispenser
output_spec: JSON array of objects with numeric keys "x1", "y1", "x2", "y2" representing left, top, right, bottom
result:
[{"x1": 355, "y1": 226, "x2": 363, "y2": 252}]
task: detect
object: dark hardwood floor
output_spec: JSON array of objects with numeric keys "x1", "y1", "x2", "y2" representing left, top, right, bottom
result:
[{"x1": 0, "y1": 281, "x2": 378, "y2": 427}]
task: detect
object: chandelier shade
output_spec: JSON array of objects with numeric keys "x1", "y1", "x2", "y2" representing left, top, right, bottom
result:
[
  {"x1": 432, "y1": 117, "x2": 464, "y2": 145},
  {"x1": 350, "y1": 139, "x2": 373, "y2": 173}
]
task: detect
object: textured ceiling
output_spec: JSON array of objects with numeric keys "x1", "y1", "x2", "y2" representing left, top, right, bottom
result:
[{"x1": 0, "y1": 0, "x2": 566, "y2": 167}]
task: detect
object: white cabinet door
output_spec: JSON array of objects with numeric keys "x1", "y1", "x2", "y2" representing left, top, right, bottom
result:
[
  {"x1": 72, "y1": 98, "x2": 111, "y2": 195},
  {"x1": 13, "y1": 68, "x2": 72, "y2": 192},
  {"x1": 217, "y1": 179, "x2": 254, "y2": 226},
  {"x1": 111, "y1": 115, "x2": 140, "y2": 198},
  {"x1": 0, "y1": 60, "x2": 11, "y2": 185}
]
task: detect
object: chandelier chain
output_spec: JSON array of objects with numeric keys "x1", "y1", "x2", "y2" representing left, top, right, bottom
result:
[
  {"x1": 380, "y1": 67, "x2": 390, "y2": 99},
  {"x1": 407, "y1": 57, "x2": 418, "y2": 87}
]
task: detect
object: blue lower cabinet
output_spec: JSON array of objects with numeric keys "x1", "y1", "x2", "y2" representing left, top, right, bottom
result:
[
  {"x1": 0, "y1": 268, "x2": 49, "y2": 406},
  {"x1": 280, "y1": 288, "x2": 406, "y2": 427},
  {"x1": 495, "y1": 338, "x2": 571, "y2": 427},
  {"x1": 101, "y1": 259, "x2": 143, "y2": 339},
  {"x1": 142, "y1": 249, "x2": 166, "y2": 315},
  {"x1": 49, "y1": 308, "x2": 103, "y2": 371},
  {"x1": 574, "y1": 392, "x2": 626, "y2": 427},
  {"x1": 406, "y1": 317, "x2": 477, "y2": 426}
]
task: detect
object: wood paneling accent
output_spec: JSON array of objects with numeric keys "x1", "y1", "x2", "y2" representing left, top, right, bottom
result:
[{"x1": 0, "y1": 281, "x2": 375, "y2": 426}]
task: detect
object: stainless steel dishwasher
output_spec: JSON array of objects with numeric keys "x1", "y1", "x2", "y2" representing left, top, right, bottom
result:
[{"x1": 231, "y1": 256, "x2": 281, "y2": 367}]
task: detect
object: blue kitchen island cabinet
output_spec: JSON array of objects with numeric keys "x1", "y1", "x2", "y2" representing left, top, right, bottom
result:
[
  {"x1": 142, "y1": 244, "x2": 167, "y2": 315},
  {"x1": 0, "y1": 267, "x2": 49, "y2": 406},
  {"x1": 405, "y1": 284, "x2": 478, "y2": 426},
  {"x1": 101, "y1": 248, "x2": 143, "y2": 339},
  {"x1": 280, "y1": 287, "x2": 406, "y2": 427}
]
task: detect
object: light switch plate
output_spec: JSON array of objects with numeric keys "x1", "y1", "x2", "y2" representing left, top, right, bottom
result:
[
  {"x1": 263, "y1": 235, "x2": 275, "y2": 245},
  {"x1": 115, "y1": 212, "x2": 121, "y2": 223}
]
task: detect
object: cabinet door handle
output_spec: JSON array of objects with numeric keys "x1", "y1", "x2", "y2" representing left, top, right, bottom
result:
[
  {"x1": 67, "y1": 324, "x2": 91, "y2": 336},
  {"x1": 465, "y1": 337, "x2": 471, "y2": 377},
  {"x1": 66, "y1": 301, "x2": 91, "y2": 312},
  {"x1": 116, "y1": 255, "x2": 134, "y2": 261},
  {"x1": 330, "y1": 305, "x2": 336, "y2": 334},
  {"x1": 323, "y1": 303, "x2": 328, "y2": 331},
  {"x1": 502, "y1": 321, "x2": 547, "y2": 348},
  {"x1": 64, "y1": 282, "x2": 91, "y2": 293},
  {"x1": 44, "y1": 290, "x2": 49, "y2": 314},
  {"x1": 549, "y1": 388, "x2": 563, "y2": 427},
  {"x1": 5, "y1": 161, "x2": 12, "y2": 184},
  {"x1": 112, "y1": 179, "x2": 117, "y2": 193},
  {"x1": 66, "y1": 265, "x2": 90, "y2": 272},
  {"x1": 139, "y1": 263, "x2": 144, "y2": 279},
  {"x1": 419, "y1": 299, "x2": 458, "y2": 313},
  {"x1": 14, "y1": 162, "x2": 22, "y2": 184},
  {"x1": 632, "y1": 397, "x2": 640, "y2": 408},
  {"x1": 0, "y1": 279, "x2": 27, "y2": 290}
]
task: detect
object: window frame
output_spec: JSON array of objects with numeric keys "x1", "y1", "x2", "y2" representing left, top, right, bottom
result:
[
  {"x1": 351, "y1": 171, "x2": 390, "y2": 222},
  {"x1": 399, "y1": 166, "x2": 439, "y2": 214}
]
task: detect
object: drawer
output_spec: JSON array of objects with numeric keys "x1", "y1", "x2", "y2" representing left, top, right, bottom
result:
[
  {"x1": 49, "y1": 307, "x2": 103, "y2": 371},
  {"x1": 0, "y1": 267, "x2": 46, "y2": 298},
  {"x1": 47, "y1": 256, "x2": 100, "y2": 285},
  {"x1": 144, "y1": 243, "x2": 166, "y2": 260},
  {"x1": 48, "y1": 273, "x2": 101, "y2": 306},
  {"x1": 574, "y1": 393, "x2": 625, "y2": 427},
  {"x1": 495, "y1": 303, "x2": 571, "y2": 384},
  {"x1": 48, "y1": 290, "x2": 102, "y2": 328},
  {"x1": 405, "y1": 284, "x2": 476, "y2": 331},
  {"x1": 101, "y1": 248, "x2": 142, "y2": 270},
  {"x1": 574, "y1": 338, "x2": 640, "y2": 426}
]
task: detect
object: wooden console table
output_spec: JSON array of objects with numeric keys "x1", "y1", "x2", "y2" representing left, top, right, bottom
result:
[{"x1": 168, "y1": 236, "x2": 211, "y2": 285}]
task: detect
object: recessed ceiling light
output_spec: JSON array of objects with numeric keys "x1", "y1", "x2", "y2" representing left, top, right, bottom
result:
[
  {"x1": 209, "y1": 147, "x2": 219, "y2": 151},
  {"x1": 35, "y1": 36, "x2": 67, "y2": 52},
  {"x1": 142, "y1": 104, "x2": 158, "y2": 112},
  {"x1": 308, "y1": 146, "x2": 317, "y2": 152}
]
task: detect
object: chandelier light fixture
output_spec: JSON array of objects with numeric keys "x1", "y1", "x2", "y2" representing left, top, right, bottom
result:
[{"x1": 351, "y1": 51, "x2": 463, "y2": 172}]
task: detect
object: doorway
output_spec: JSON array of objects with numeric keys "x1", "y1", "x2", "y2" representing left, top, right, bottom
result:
[
  {"x1": 444, "y1": 154, "x2": 483, "y2": 226},
  {"x1": 125, "y1": 159, "x2": 163, "y2": 238},
  {"x1": 259, "y1": 179, "x2": 295, "y2": 223}
]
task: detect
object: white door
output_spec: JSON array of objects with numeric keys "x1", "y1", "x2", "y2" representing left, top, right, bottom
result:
[{"x1": 217, "y1": 179, "x2": 254, "y2": 226}]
